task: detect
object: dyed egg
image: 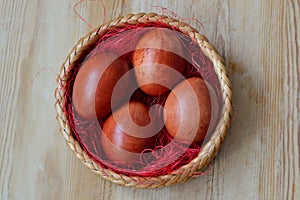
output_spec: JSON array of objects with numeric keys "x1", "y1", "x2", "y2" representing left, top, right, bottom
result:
[
  {"x1": 132, "y1": 28, "x2": 185, "y2": 96},
  {"x1": 164, "y1": 77, "x2": 219, "y2": 143},
  {"x1": 102, "y1": 101, "x2": 158, "y2": 162},
  {"x1": 72, "y1": 52, "x2": 130, "y2": 119}
]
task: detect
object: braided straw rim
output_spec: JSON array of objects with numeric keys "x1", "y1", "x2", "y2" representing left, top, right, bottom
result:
[{"x1": 55, "y1": 13, "x2": 232, "y2": 188}]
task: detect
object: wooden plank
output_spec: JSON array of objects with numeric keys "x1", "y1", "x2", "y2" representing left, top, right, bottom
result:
[
  {"x1": 0, "y1": 0, "x2": 299, "y2": 199},
  {"x1": 0, "y1": 1, "x2": 39, "y2": 199}
]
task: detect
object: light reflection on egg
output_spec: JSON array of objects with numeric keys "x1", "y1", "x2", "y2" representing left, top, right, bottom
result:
[
  {"x1": 72, "y1": 52, "x2": 130, "y2": 119},
  {"x1": 132, "y1": 28, "x2": 186, "y2": 96},
  {"x1": 101, "y1": 101, "x2": 158, "y2": 163},
  {"x1": 164, "y1": 77, "x2": 219, "y2": 143}
]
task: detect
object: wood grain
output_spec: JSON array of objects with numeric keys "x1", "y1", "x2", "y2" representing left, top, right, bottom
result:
[{"x1": 0, "y1": 0, "x2": 299, "y2": 199}]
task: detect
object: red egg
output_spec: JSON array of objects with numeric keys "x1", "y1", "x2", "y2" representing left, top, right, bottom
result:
[
  {"x1": 132, "y1": 28, "x2": 185, "y2": 96},
  {"x1": 102, "y1": 101, "x2": 158, "y2": 163},
  {"x1": 72, "y1": 52, "x2": 130, "y2": 119},
  {"x1": 164, "y1": 77, "x2": 218, "y2": 143}
]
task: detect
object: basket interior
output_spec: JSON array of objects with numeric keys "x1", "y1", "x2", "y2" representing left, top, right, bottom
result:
[{"x1": 60, "y1": 21, "x2": 223, "y2": 177}]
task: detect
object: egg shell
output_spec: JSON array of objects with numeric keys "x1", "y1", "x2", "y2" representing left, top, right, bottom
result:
[
  {"x1": 102, "y1": 101, "x2": 157, "y2": 163},
  {"x1": 72, "y1": 52, "x2": 130, "y2": 119},
  {"x1": 164, "y1": 77, "x2": 217, "y2": 143},
  {"x1": 132, "y1": 28, "x2": 185, "y2": 96}
]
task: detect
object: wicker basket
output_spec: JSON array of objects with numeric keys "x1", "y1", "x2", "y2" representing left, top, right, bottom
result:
[{"x1": 55, "y1": 13, "x2": 232, "y2": 188}]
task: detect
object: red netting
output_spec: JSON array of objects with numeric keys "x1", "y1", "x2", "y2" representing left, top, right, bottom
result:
[{"x1": 61, "y1": 22, "x2": 221, "y2": 177}]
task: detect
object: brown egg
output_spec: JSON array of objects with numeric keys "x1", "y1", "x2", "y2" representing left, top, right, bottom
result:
[
  {"x1": 164, "y1": 77, "x2": 218, "y2": 143},
  {"x1": 102, "y1": 101, "x2": 158, "y2": 163},
  {"x1": 72, "y1": 52, "x2": 130, "y2": 119},
  {"x1": 132, "y1": 28, "x2": 185, "y2": 96}
]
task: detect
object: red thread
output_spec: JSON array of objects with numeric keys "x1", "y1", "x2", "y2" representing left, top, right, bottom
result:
[
  {"x1": 27, "y1": 67, "x2": 58, "y2": 85},
  {"x1": 73, "y1": 0, "x2": 94, "y2": 29},
  {"x1": 152, "y1": 3, "x2": 206, "y2": 33},
  {"x1": 192, "y1": 163, "x2": 213, "y2": 177},
  {"x1": 121, "y1": 0, "x2": 127, "y2": 15},
  {"x1": 73, "y1": 0, "x2": 107, "y2": 30},
  {"x1": 99, "y1": 0, "x2": 106, "y2": 24},
  {"x1": 61, "y1": 22, "x2": 221, "y2": 177},
  {"x1": 65, "y1": 1, "x2": 222, "y2": 177}
]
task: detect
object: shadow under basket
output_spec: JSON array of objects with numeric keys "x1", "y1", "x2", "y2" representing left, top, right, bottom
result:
[{"x1": 55, "y1": 13, "x2": 232, "y2": 188}]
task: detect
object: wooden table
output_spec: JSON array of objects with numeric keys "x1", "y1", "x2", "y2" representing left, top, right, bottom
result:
[{"x1": 1, "y1": 0, "x2": 299, "y2": 199}]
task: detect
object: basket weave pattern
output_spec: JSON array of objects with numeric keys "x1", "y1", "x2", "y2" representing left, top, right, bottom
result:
[{"x1": 55, "y1": 13, "x2": 232, "y2": 188}]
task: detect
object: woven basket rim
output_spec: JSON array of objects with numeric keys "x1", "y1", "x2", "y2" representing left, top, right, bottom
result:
[{"x1": 54, "y1": 12, "x2": 232, "y2": 188}]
